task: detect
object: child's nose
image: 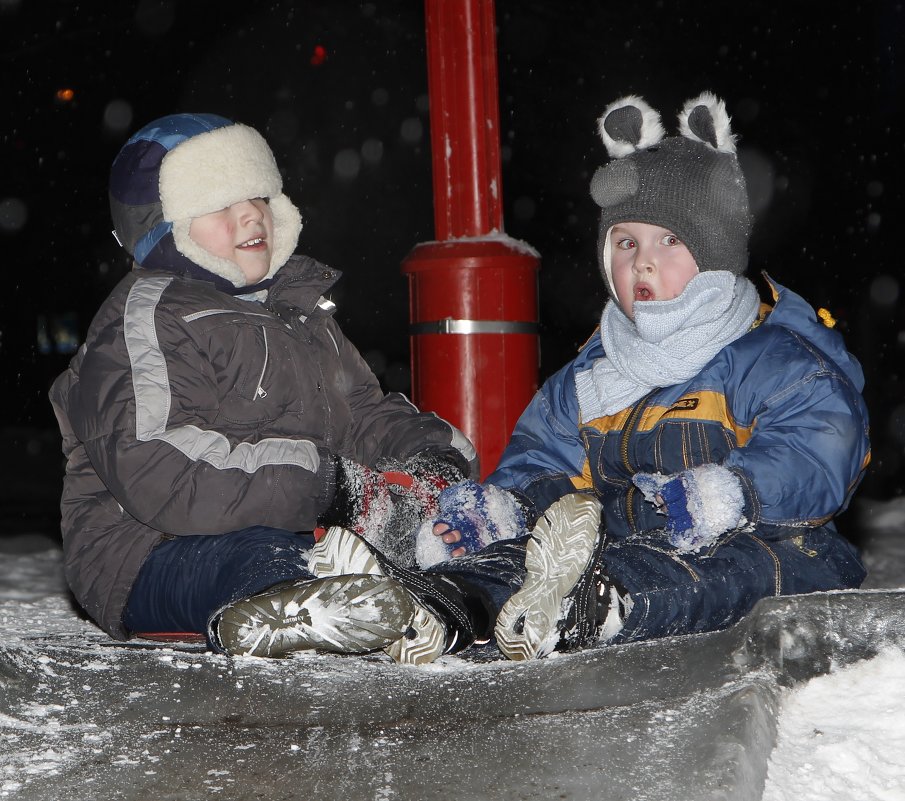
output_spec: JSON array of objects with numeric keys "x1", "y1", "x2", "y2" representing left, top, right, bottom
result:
[
  {"x1": 235, "y1": 200, "x2": 263, "y2": 221},
  {"x1": 632, "y1": 251, "x2": 655, "y2": 273}
]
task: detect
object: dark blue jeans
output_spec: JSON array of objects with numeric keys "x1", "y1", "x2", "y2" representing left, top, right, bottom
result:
[
  {"x1": 123, "y1": 526, "x2": 315, "y2": 650},
  {"x1": 602, "y1": 527, "x2": 866, "y2": 643},
  {"x1": 123, "y1": 523, "x2": 866, "y2": 654},
  {"x1": 432, "y1": 525, "x2": 866, "y2": 645}
]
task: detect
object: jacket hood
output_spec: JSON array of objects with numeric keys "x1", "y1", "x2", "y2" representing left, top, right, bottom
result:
[{"x1": 763, "y1": 274, "x2": 865, "y2": 391}]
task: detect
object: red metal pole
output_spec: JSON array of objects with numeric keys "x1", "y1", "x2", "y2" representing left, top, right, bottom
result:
[
  {"x1": 403, "y1": 0, "x2": 540, "y2": 479},
  {"x1": 424, "y1": 0, "x2": 503, "y2": 238}
]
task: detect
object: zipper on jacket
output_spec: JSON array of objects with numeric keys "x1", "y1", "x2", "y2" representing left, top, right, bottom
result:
[
  {"x1": 621, "y1": 390, "x2": 657, "y2": 532},
  {"x1": 182, "y1": 308, "x2": 274, "y2": 398},
  {"x1": 255, "y1": 327, "x2": 269, "y2": 400},
  {"x1": 749, "y1": 533, "x2": 783, "y2": 594}
]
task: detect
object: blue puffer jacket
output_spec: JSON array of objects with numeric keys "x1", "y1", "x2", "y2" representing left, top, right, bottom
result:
[{"x1": 487, "y1": 276, "x2": 870, "y2": 543}]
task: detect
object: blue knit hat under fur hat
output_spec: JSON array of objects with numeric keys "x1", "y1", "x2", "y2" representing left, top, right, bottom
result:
[
  {"x1": 109, "y1": 113, "x2": 302, "y2": 293},
  {"x1": 590, "y1": 92, "x2": 751, "y2": 299}
]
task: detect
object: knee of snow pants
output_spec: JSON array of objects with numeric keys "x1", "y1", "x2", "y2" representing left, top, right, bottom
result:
[
  {"x1": 428, "y1": 536, "x2": 530, "y2": 625},
  {"x1": 603, "y1": 525, "x2": 866, "y2": 644},
  {"x1": 123, "y1": 526, "x2": 316, "y2": 650}
]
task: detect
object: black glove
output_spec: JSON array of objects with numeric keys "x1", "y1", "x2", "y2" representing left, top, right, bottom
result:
[
  {"x1": 320, "y1": 451, "x2": 468, "y2": 567},
  {"x1": 319, "y1": 457, "x2": 395, "y2": 537},
  {"x1": 379, "y1": 449, "x2": 469, "y2": 518},
  {"x1": 370, "y1": 449, "x2": 467, "y2": 565}
]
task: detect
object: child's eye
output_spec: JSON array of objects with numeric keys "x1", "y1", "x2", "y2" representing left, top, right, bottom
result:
[
  {"x1": 662, "y1": 234, "x2": 681, "y2": 246},
  {"x1": 616, "y1": 238, "x2": 636, "y2": 250}
]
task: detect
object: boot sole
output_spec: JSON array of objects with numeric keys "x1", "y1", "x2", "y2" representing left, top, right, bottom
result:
[
  {"x1": 309, "y1": 525, "x2": 382, "y2": 576},
  {"x1": 217, "y1": 574, "x2": 414, "y2": 658},
  {"x1": 495, "y1": 494, "x2": 601, "y2": 661},
  {"x1": 309, "y1": 526, "x2": 447, "y2": 666}
]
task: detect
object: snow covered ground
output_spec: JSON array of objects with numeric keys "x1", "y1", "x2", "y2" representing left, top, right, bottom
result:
[
  {"x1": 1, "y1": 497, "x2": 904, "y2": 800},
  {"x1": 760, "y1": 496, "x2": 905, "y2": 801},
  {"x1": 763, "y1": 647, "x2": 905, "y2": 801}
]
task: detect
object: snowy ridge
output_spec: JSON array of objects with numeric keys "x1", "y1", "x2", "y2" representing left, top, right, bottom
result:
[{"x1": 2, "y1": 506, "x2": 905, "y2": 799}]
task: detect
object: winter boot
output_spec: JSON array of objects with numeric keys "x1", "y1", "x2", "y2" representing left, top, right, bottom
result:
[
  {"x1": 495, "y1": 493, "x2": 630, "y2": 660},
  {"x1": 309, "y1": 526, "x2": 479, "y2": 665},
  {"x1": 216, "y1": 574, "x2": 415, "y2": 658}
]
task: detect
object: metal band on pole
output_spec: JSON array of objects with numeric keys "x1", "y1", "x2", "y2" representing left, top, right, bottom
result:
[{"x1": 410, "y1": 319, "x2": 538, "y2": 335}]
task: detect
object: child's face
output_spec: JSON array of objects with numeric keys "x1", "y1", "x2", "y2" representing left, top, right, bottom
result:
[
  {"x1": 188, "y1": 198, "x2": 275, "y2": 284},
  {"x1": 610, "y1": 222, "x2": 699, "y2": 320}
]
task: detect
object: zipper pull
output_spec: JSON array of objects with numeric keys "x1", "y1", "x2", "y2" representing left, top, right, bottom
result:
[{"x1": 256, "y1": 385, "x2": 268, "y2": 399}]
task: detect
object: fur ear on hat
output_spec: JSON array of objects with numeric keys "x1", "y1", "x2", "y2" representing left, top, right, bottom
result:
[
  {"x1": 597, "y1": 95, "x2": 665, "y2": 158},
  {"x1": 678, "y1": 92, "x2": 737, "y2": 154}
]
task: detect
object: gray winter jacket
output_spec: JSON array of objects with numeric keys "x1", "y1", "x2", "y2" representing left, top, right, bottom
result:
[{"x1": 49, "y1": 255, "x2": 473, "y2": 639}]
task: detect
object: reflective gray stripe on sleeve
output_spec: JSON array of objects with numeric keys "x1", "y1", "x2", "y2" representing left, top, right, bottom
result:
[
  {"x1": 450, "y1": 427, "x2": 477, "y2": 465},
  {"x1": 123, "y1": 275, "x2": 320, "y2": 474}
]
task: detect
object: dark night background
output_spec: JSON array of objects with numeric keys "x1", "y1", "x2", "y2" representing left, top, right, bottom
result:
[{"x1": 1, "y1": 0, "x2": 903, "y2": 539}]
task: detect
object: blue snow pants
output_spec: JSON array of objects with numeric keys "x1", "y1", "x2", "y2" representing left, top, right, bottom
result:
[
  {"x1": 123, "y1": 526, "x2": 315, "y2": 651},
  {"x1": 432, "y1": 524, "x2": 867, "y2": 645}
]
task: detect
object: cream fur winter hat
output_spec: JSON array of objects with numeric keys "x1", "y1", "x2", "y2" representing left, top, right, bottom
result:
[{"x1": 109, "y1": 113, "x2": 302, "y2": 292}]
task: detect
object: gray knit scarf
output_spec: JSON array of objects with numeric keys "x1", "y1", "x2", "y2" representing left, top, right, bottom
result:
[{"x1": 575, "y1": 271, "x2": 760, "y2": 419}]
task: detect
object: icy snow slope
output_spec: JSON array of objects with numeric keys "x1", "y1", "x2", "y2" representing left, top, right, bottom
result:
[
  {"x1": 3, "y1": 504, "x2": 905, "y2": 801},
  {"x1": 2, "y1": 575, "x2": 904, "y2": 800}
]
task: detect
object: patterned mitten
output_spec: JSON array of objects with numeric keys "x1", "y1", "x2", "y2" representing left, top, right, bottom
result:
[
  {"x1": 415, "y1": 481, "x2": 528, "y2": 568},
  {"x1": 380, "y1": 449, "x2": 468, "y2": 518},
  {"x1": 368, "y1": 450, "x2": 469, "y2": 566},
  {"x1": 319, "y1": 458, "x2": 394, "y2": 538},
  {"x1": 632, "y1": 463, "x2": 746, "y2": 552}
]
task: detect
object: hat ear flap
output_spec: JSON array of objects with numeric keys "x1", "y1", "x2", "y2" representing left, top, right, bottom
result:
[
  {"x1": 678, "y1": 92, "x2": 737, "y2": 153},
  {"x1": 597, "y1": 95, "x2": 665, "y2": 158}
]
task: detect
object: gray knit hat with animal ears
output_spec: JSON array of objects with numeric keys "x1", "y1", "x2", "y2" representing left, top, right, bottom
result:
[{"x1": 590, "y1": 92, "x2": 751, "y2": 296}]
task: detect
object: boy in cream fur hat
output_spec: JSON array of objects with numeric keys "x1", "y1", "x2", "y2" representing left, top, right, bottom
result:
[{"x1": 50, "y1": 113, "x2": 481, "y2": 662}]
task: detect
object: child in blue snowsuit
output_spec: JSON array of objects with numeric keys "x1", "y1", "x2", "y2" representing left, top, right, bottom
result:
[{"x1": 309, "y1": 92, "x2": 870, "y2": 663}]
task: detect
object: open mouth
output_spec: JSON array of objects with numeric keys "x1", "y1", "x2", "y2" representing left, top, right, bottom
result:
[
  {"x1": 634, "y1": 284, "x2": 653, "y2": 301},
  {"x1": 237, "y1": 237, "x2": 266, "y2": 249}
]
